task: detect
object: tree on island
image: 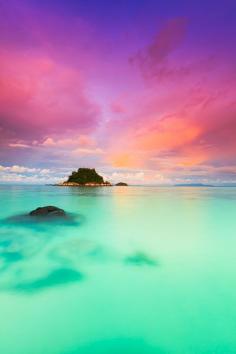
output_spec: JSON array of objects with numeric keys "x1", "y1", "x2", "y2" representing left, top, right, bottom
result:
[{"x1": 67, "y1": 168, "x2": 105, "y2": 185}]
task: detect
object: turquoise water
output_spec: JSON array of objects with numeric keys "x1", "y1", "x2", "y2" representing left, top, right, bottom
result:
[{"x1": 0, "y1": 185, "x2": 236, "y2": 354}]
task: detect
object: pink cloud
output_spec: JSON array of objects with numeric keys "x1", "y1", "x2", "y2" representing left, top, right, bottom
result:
[
  {"x1": 0, "y1": 49, "x2": 100, "y2": 143},
  {"x1": 110, "y1": 101, "x2": 126, "y2": 114},
  {"x1": 105, "y1": 59, "x2": 236, "y2": 175}
]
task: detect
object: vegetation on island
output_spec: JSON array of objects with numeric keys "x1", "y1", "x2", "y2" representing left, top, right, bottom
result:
[
  {"x1": 65, "y1": 168, "x2": 109, "y2": 185},
  {"x1": 59, "y1": 168, "x2": 128, "y2": 187},
  {"x1": 115, "y1": 182, "x2": 128, "y2": 186}
]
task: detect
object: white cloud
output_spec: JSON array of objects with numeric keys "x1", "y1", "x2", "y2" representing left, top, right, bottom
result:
[
  {"x1": 41, "y1": 135, "x2": 95, "y2": 149},
  {"x1": 0, "y1": 165, "x2": 37, "y2": 173},
  {"x1": 72, "y1": 148, "x2": 104, "y2": 156},
  {"x1": 0, "y1": 165, "x2": 72, "y2": 184},
  {"x1": 0, "y1": 173, "x2": 60, "y2": 184},
  {"x1": 8, "y1": 143, "x2": 31, "y2": 148}
]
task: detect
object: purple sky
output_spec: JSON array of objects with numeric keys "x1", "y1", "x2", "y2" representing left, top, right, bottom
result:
[{"x1": 1, "y1": 0, "x2": 236, "y2": 184}]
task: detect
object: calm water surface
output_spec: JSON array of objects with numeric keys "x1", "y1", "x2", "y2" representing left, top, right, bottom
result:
[{"x1": 0, "y1": 185, "x2": 236, "y2": 354}]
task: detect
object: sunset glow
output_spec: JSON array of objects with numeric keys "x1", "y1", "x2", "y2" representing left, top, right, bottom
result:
[{"x1": 1, "y1": 0, "x2": 236, "y2": 184}]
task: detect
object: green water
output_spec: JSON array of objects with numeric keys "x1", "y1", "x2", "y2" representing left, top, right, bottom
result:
[{"x1": 0, "y1": 185, "x2": 236, "y2": 354}]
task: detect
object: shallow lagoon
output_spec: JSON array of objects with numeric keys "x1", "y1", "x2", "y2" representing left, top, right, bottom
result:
[{"x1": 0, "y1": 185, "x2": 236, "y2": 354}]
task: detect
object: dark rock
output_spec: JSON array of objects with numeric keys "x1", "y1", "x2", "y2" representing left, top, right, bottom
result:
[
  {"x1": 13, "y1": 268, "x2": 84, "y2": 292},
  {"x1": 29, "y1": 206, "x2": 66, "y2": 218},
  {"x1": 125, "y1": 252, "x2": 158, "y2": 266},
  {"x1": 115, "y1": 182, "x2": 128, "y2": 186}
]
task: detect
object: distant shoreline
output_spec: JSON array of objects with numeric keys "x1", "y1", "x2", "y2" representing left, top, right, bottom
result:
[{"x1": 174, "y1": 183, "x2": 214, "y2": 187}]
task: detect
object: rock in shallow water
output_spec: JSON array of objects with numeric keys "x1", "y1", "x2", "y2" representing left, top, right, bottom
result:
[
  {"x1": 14, "y1": 268, "x2": 84, "y2": 292},
  {"x1": 125, "y1": 252, "x2": 158, "y2": 266},
  {"x1": 29, "y1": 206, "x2": 66, "y2": 217}
]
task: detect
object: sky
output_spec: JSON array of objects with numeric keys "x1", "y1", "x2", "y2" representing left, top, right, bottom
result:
[{"x1": 0, "y1": 0, "x2": 236, "y2": 185}]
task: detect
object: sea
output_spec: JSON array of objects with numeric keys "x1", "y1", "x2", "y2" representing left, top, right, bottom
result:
[{"x1": 0, "y1": 184, "x2": 236, "y2": 354}]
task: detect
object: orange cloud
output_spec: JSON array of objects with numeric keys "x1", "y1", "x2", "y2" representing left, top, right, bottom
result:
[
  {"x1": 109, "y1": 152, "x2": 142, "y2": 168},
  {"x1": 135, "y1": 116, "x2": 201, "y2": 152}
]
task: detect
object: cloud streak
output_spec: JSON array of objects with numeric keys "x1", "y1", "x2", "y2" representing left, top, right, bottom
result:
[
  {"x1": 0, "y1": 50, "x2": 100, "y2": 142},
  {"x1": 130, "y1": 18, "x2": 188, "y2": 81}
]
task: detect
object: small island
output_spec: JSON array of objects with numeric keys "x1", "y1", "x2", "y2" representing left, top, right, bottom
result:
[
  {"x1": 115, "y1": 182, "x2": 128, "y2": 186},
  {"x1": 58, "y1": 168, "x2": 112, "y2": 187}
]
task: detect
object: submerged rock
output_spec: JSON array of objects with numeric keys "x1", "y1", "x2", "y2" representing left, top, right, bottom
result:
[
  {"x1": 3, "y1": 209, "x2": 80, "y2": 227},
  {"x1": 29, "y1": 206, "x2": 66, "y2": 218},
  {"x1": 125, "y1": 252, "x2": 158, "y2": 266},
  {"x1": 13, "y1": 268, "x2": 84, "y2": 292}
]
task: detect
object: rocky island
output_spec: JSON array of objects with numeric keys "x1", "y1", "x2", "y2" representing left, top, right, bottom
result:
[
  {"x1": 58, "y1": 168, "x2": 112, "y2": 187},
  {"x1": 115, "y1": 182, "x2": 128, "y2": 186}
]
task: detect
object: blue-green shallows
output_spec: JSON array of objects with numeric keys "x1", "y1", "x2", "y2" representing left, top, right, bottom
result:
[{"x1": 0, "y1": 184, "x2": 236, "y2": 354}]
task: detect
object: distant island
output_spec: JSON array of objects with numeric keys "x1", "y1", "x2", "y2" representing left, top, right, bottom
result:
[
  {"x1": 174, "y1": 183, "x2": 214, "y2": 187},
  {"x1": 57, "y1": 168, "x2": 128, "y2": 187},
  {"x1": 115, "y1": 182, "x2": 128, "y2": 186},
  {"x1": 58, "y1": 168, "x2": 111, "y2": 186}
]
